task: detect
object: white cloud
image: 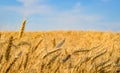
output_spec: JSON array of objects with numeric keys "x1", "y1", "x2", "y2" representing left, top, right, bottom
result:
[
  {"x1": 5, "y1": 0, "x2": 51, "y2": 17},
  {"x1": 6, "y1": 4, "x2": 52, "y2": 17},
  {"x1": 17, "y1": 0, "x2": 39, "y2": 7},
  {"x1": 46, "y1": 12, "x2": 101, "y2": 26},
  {"x1": 5, "y1": 1, "x2": 101, "y2": 23},
  {"x1": 43, "y1": 3, "x2": 101, "y2": 26},
  {"x1": 2, "y1": 1, "x2": 105, "y2": 31}
]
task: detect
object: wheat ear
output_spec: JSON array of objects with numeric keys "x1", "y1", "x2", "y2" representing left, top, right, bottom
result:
[
  {"x1": 61, "y1": 54, "x2": 71, "y2": 63},
  {"x1": 18, "y1": 20, "x2": 26, "y2": 39},
  {"x1": 0, "y1": 33, "x2": 1, "y2": 39},
  {"x1": 5, "y1": 36, "x2": 13, "y2": 61}
]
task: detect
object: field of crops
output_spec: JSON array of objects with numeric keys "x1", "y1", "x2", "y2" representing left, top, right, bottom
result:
[
  {"x1": 0, "y1": 21, "x2": 120, "y2": 73},
  {"x1": 0, "y1": 31, "x2": 120, "y2": 73}
]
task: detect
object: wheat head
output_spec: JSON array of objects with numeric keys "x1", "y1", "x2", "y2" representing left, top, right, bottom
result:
[{"x1": 18, "y1": 20, "x2": 26, "y2": 39}]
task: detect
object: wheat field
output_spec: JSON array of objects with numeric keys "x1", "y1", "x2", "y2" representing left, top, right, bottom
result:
[{"x1": 0, "y1": 21, "x2": 120, "y2": 73}]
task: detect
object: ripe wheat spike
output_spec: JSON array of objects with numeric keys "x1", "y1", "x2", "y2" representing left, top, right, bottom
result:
[
  {"x1": 5, "y1": 36, "x2": 13, "y2": 61},
  {"x1": 18, "y1": 20, "x2": 26, "y2": 39}
]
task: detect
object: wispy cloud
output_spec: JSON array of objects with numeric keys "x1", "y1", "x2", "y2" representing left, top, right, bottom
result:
[
  {"x1": 17, "y1": 0, "x2": 39, "y2": 7},
  {"x1": 6, "y1": 5, "x2": 52, "y2": 17},
  {"x1": 43, "y1": 2, "x2": 101, "y2": 26},
  {"x1": 3, "y1": 0, "x2": 119, "y2": 31},
  {"x1": 5, "y1": 0, "x2": 51, "y2": 17},
  {"x1": 5, "y1": 1, "x2": 102, "y2": 25}
]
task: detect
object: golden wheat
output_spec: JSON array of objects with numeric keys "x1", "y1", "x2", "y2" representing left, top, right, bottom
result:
[
  {"x1": 61, "y1": 54, "x2": 71, "y2": 63},
  {"x1": 18, "y1": 20, "x2": 26, "y2": 39},
  {"x1": 5, "y1": 36, "x2": 13, "y2": 61}
]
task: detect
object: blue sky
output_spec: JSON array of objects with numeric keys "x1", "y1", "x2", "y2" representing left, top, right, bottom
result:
[{"x1": 0, "y1": 0, "x2": 120, "y2": 31}]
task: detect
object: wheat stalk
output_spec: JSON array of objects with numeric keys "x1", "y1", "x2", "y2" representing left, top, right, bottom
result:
[
  {"x1": 97, "y1": 62, "x2": 113, "y2": 72},
  {"x1": 96, "y1": 58, "x2": 111, "y2": 68},
  {"x1": 46, "y1": 53, "x2": 61, "y2": 66},
  {"x1": 89, "y1": 45, "x2": 101, "y2": 51},
  {"x1": 5, "y1": 51, "x2": 22, "y2": 73},
  {"x1": 0, "y1": 55, "x2": 3, "y2": 64},
  {"x1": 114, "y1": 57, "x2": 120, "y2": 64},
  {"x1": 72, "y1": 49, "x2": 90, "y2": 54},
  {"x1": 72, "y1": 45, "x2": 100, "y2": 55},
  {"x1": 0, "y1": 33, "x2": 1, "y2": 39},
  {"x1": 72, "y1": 58, "x2": 82, "y2": 73},
  {"x1": 53, "y1": 62, "x2": 61, "y2": 73},
  {"x1": 18, "y1": 20, "x2": 26, "y2": 39},
  {"x1": 91, "y1": 49, "x2": 107, "y2": 64},
  {"x1": 42, "y1": 48, "x2": 61, "y2": 59},
  {"x1": 18, "y1": 56, "x2": 24, "y2": 70},
  {"x1": 32, "y1": 39, "x2": 43, "y2": 53},
  {"x1": 17, "y1": 41, "x2": 31, "y2": 47},
  {"x1": 5, "y1": 58, "x2": 18, "y2": 73},
  {"x1": 88, "y1": 63, "x2": 96, "y2": 72},
  {"x1": 24, "y1": 54, "x2": 29, "y2": 69},
  {"x1": 52, "y1": 38, "x2": 56, "y2": 48}
]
